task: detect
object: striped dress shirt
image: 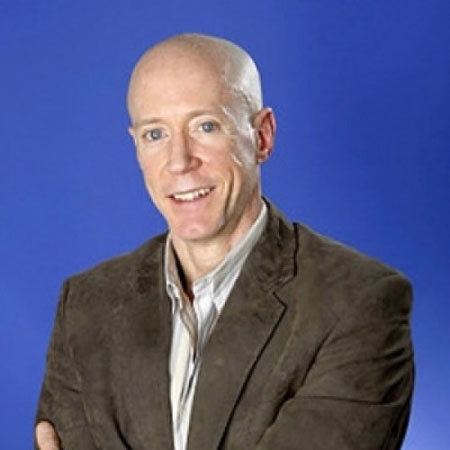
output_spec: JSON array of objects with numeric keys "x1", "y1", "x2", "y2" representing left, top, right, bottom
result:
[{"x1": 164, "y1": 202, "x2": 268, "y2": 450}]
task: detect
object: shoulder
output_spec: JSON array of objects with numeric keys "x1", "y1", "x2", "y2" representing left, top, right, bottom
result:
[
  {"x1": 296, "y1": 222, "x2": 404, "y2": 277},
  {"x1": 59, "y1": 233, "x2": 166, "y2": 313},
  {"x1": 70, "y1": 233, "x2": 165, "y2": 283},
  {"x1": 291, "y1": 222, "x2": 412, "y2": 319}
]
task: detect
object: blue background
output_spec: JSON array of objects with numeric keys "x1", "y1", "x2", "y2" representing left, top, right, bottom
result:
[{"x1": 1, "y1": 1, "x2": 449, "y2": 448}]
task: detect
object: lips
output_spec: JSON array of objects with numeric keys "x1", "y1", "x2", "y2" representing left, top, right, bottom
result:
[{"x1": 169, "y1": 186, "x2": 214, "y2": 202}]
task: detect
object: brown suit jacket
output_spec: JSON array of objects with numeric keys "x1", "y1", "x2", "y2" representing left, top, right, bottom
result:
[{"x1": 36, "y1": 201, "x2": 414, "y2": 449}]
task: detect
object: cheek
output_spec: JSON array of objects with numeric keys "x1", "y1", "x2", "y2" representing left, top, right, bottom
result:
[
  {"x1": 204, "y1": 145, "x2": 257, "y2": 189},
  {"x1": 232, "y1": 132, "x2": 257, "y2": 164},
  {"x1": 210, "y1": 135, "x2": 256, "y2": 167},
  {"x1": 138, "y1": 163, "x2": 161, "y2": 200},
  {"x1": 139, "y1": 159, "x2": 153, "y2": 181},
  {"x1": 231, "y1": 143, "x2": 260, "y2": 192},
  {"x1": 138, "y1": 152, "x2": 162, "y2": 183},
  {"x1": 231, "y1": 150, "x2": 258, "y2": 181}
]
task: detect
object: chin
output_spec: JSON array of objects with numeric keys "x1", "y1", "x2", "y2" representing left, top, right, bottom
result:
[
  {"x1": 170, "y1": 220, "x2": 223, "y2": 243},
  {"x1": 172, "y1": 229, "x2": 217, "y2": 243}
]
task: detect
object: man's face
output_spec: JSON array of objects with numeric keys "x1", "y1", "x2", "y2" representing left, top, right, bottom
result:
[{"x1": 129, "y1": 55, "x2": 268, "y2": 245}]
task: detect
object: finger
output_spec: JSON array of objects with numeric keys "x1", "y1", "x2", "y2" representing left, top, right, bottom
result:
[{"x1": 35, "y1": 421, "x2": 60, "y2": 450}]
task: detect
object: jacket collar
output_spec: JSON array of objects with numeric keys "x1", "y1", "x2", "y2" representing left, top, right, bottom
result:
[{"x1": 164, "y1": 201, "x2": 268, "y2": 315}]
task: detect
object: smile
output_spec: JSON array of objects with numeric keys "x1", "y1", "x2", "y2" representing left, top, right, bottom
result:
[{"x1": 170, "y1": 187, "x2": 214, "y2": 202}]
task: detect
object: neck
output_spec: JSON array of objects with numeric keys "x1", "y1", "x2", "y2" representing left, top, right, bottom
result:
[{"x1": 171, "y1": 196, "x2": 263, "y2": 288}]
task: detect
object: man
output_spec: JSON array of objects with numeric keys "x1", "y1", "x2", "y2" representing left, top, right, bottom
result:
[{"x1": 36, "y1": 33, "x2": 414, "y2": 449}]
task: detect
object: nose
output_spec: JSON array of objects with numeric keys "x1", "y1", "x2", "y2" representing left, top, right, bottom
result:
[{"x1": 166, "y1": 131, "x2": 200, "y2": 174}]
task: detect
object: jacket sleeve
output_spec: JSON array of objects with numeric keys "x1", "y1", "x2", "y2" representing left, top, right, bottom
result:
[
  {"x1": 257, "y1": 274, "x2": 414, "y2": 450},
  {"x1": 35, "y1": 281, "x2": 98, "y2": 449}
]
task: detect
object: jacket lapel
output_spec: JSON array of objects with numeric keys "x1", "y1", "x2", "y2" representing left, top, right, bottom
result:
[
  {"x1": 188, "y1": 201, "x2": 298, "y2": 450},
  {"x1": 115, "y1": 236, "x2": 174, "y2": 449}
]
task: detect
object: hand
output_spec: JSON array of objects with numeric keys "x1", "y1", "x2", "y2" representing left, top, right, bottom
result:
[{"x1": 35, "y1": 421, "x2": 60, "y2": 450}]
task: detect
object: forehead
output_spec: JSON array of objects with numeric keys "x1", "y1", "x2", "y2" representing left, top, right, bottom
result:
[{"x1": 129, "y1": 54, "x2": 234, "y2": 122}]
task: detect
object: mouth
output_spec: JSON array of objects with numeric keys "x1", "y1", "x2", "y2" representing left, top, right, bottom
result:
[{"x1": 169, "y1": 186, "x2": 215, "y2": 202}]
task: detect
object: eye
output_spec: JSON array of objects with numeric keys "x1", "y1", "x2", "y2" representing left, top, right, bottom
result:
[
  {"x1": 199, "y1": 121, "x2": 218, "y2": 133},
  {"x1": 144, "y1": 128, "x2": 165, "y2": 141}
]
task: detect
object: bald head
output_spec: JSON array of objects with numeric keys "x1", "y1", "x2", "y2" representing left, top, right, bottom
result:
[{"x1": 127, "y1": 33, "x2": 263, "y2": 123}]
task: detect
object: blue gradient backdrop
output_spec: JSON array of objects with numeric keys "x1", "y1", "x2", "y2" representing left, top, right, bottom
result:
[{"x1": 1, "y1": 1, "x2": 449, "y2": 448}]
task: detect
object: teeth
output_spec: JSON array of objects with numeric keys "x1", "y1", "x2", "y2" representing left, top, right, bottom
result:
[{"x1": 172, "y1": 187, "x2": 212, "y2": 202}]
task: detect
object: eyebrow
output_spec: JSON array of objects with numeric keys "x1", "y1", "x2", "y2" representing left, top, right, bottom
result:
[
  {"x1": 131, "y1": 109, "x2": 228, "y2": 129},
  {"x1": 131, "y1": 117, "x2": 164, "y2": 129}
]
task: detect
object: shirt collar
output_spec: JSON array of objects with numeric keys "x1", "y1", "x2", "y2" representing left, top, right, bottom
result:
[{"x1": 164, "y1": 202, "x2": 268, "y2": 311}]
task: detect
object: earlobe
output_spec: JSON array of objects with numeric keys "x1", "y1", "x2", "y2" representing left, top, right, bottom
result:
[{"x1": 254, "y1": 107, "x2": 276, "y2": 163}]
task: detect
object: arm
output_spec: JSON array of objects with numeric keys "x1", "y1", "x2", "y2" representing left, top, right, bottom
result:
[
  {"x1": 257, "y1": 274, "x2": 414, "y2": 450},
  {"x1": 35, "y1": 281, "x2": 97, "y2": 449}
]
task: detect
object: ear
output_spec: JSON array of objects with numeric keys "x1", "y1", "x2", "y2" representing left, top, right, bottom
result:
[
  {"x1": 253, "y1": 107, "x2": 276, "y2": 164},
  {"x1": 128, "y1": 125, "x2": 138, "y2": 146},
  {"x1": 128, "y1": 126, "x2": 145, "y2": 169}
]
